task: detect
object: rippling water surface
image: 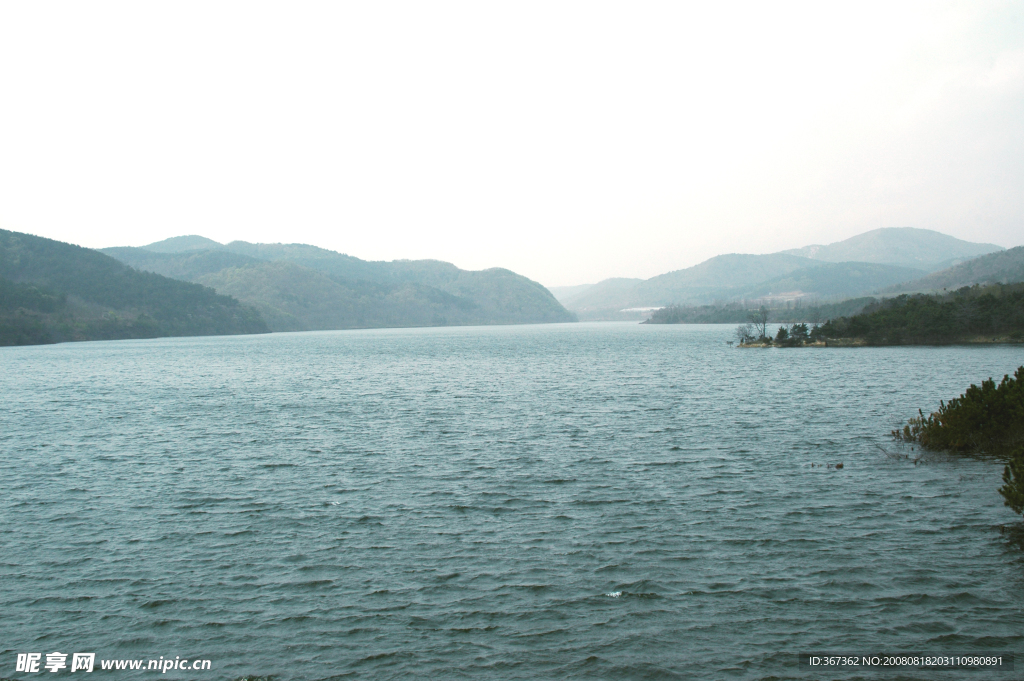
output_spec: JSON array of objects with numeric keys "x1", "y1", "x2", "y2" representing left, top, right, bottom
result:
[{"x1": 3, "y1": 323, "x2": 1024, "y2": 680}]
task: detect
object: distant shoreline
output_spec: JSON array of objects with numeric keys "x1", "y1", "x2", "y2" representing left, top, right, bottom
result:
[{"x1": 738, "y1": 336, "x2": 1024, "y2": 348}]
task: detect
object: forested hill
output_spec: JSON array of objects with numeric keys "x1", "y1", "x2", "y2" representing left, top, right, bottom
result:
[
  {"x1": 817, "y1": 283, "x2": 1024, "y2": 345},
  {"x1": 0, "y1": 230, "x2": 269, "y2": 346},
  {"x1": 882, "y1": 246, "x2": 1024, "y2": 294},
  {"x1": 102, "y1": 240, "x2": 576, "y2": 331}
]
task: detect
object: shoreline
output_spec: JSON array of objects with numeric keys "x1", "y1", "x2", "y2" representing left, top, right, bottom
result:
[{"x1": 738, "y1": 336, "x2": 1024, "y2": 348}]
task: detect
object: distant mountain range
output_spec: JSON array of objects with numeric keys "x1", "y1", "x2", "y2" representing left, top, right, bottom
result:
[
  {"x1": 102, "y1": 237, "x2": 575, "y2": 332},
  {"x1": 5, "y1": 225, "x2": 1016, "y2": 345},
  {"x1": 0, "y1": 230, "x2": 268, "y2": 345},
  {"x1": 553, "y1": 228, "x2": 1009, "y2": 319},
  {"x1": 780, "y1": 227, "x2": 1001, "y2": 270}
]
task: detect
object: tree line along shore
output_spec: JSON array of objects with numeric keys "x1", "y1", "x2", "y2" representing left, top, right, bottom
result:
[{"x1": 680, "y1": 282, "x2": 1024, "y2": 347}]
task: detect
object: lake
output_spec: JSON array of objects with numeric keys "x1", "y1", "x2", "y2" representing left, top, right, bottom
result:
[{"x1": 2, "y1": 323, "x2": 1023, "y2": 679}]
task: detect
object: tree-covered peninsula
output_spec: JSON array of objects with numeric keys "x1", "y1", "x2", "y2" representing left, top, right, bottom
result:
[
  {"x1": 644, "y1": 297, "x2": 875, "y2": 325},
  {"x1": 1, "y1": 230, "x2": 269, "y2": 346},
  {"x1": 725, "y1": 283, "x2": 1024, "y2": 348},
  {"x1": 814, "y1": 283, "x2": 1024, "y2": 345}
]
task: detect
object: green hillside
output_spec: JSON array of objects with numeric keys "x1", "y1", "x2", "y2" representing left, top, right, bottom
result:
[
  {"x1": 738, "y1": 262, "x2": 925, "y2": 300},
  {"x1": 640, "y1": 253, "x2": 819, "y2": 304},
  {"x1": 102, "y1": 240, "x2": 575, "y2": 331},
  {"x1": 218, "y1": 241, "x2": 384, "y2": 281},
  {"x1": 817, "y1": 283, "x2": 1024, "y2": 345},
  {"x1": 883, "y1": 246, "x2": 1024, "y2": 294},
  {"x1": 193, "y1": 261, "x2": 483, "y2": 331},
  {"x1": 565, "y1": 254, "x2": 820, "y2": 313},
  {"x1": 102, "y1": 247, "x2": 263, "y2": 280},
  {"x1": 1, "y1": 230, "x2": 268, "y2": 346}
]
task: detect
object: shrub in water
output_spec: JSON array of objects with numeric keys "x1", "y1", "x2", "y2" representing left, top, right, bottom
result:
[
  {"x1": 893, "y1": 366, "x2": 1024, "y2": 456},
  {"x1": 1000, "y1": 446, "x2": 1024, "y2": 516}
]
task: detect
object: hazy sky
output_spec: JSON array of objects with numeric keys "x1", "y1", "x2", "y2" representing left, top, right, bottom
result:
[{"x1": 1, "y1": 2, "x2": 1022, "y2": 286}]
